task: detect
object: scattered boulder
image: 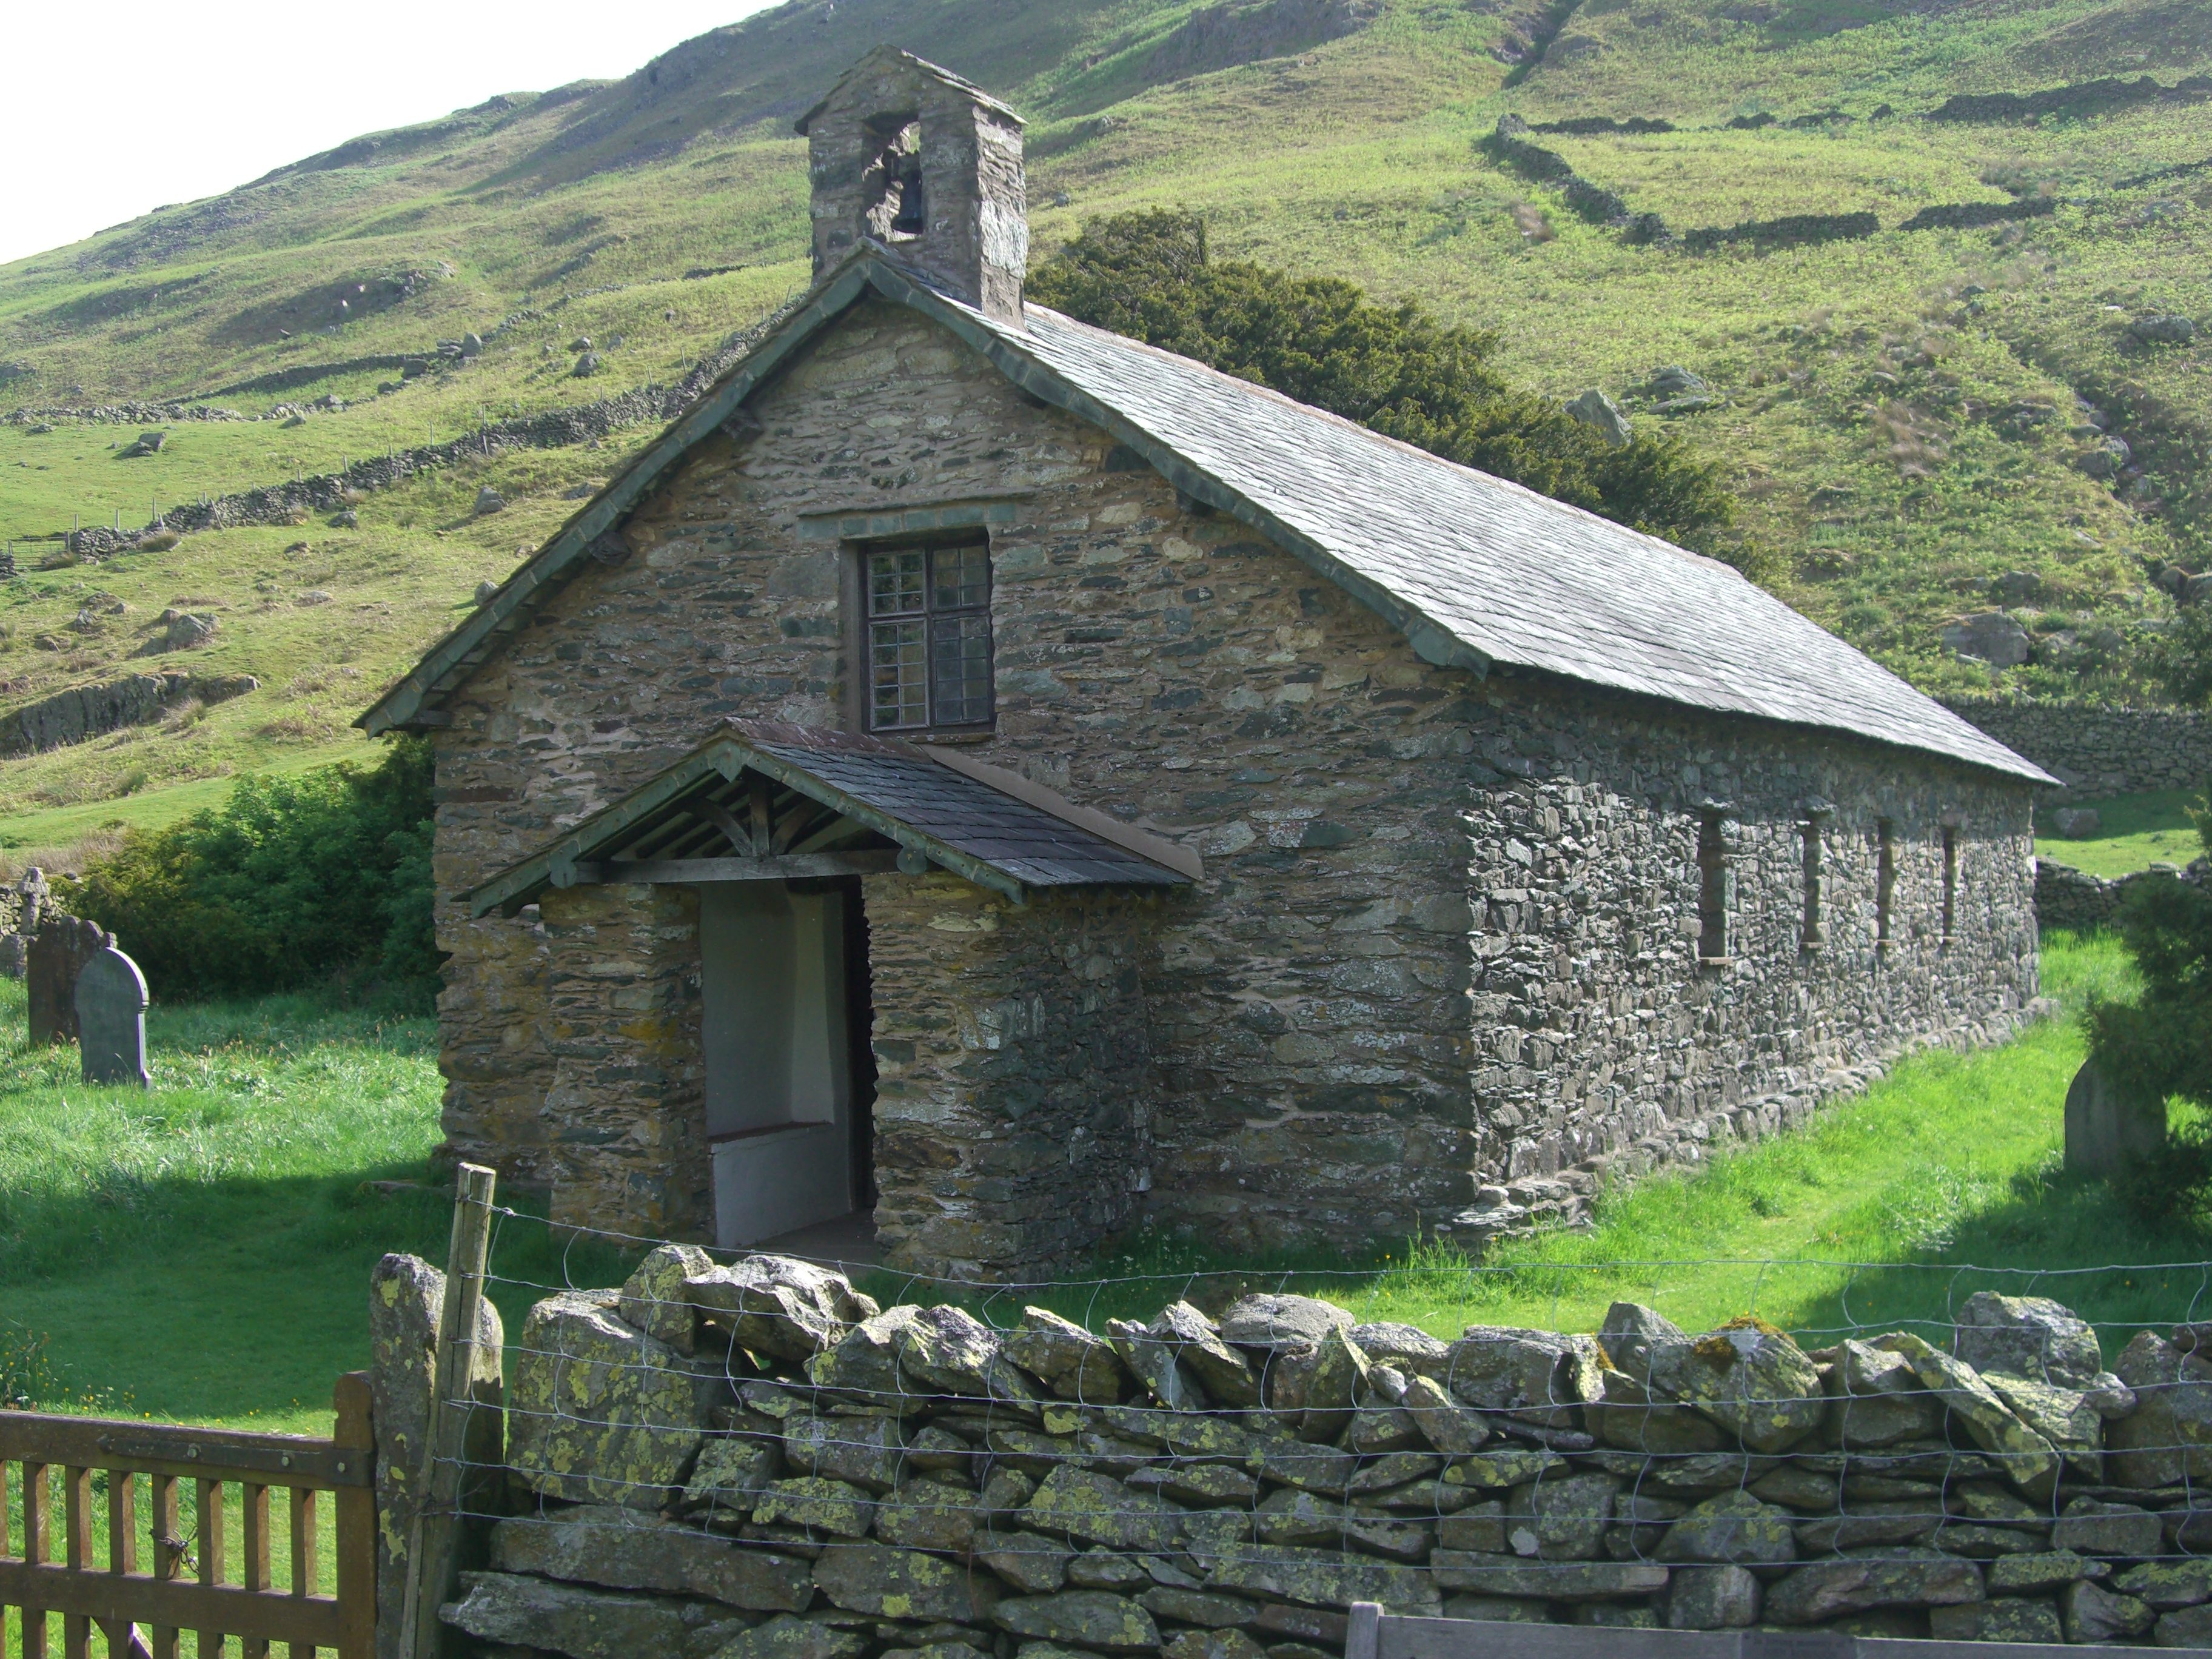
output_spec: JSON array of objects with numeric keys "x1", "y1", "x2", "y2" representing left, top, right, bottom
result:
[
  {"x1": 474, "y1": 486, "x2": 506, "y2": 515},
  {"x1": 2131, "y1": 314, "x2": 2197, "y2": 345},
  {"x1": 461, "y1": 332, "x2": 484, "y2": 357},
  {"x1": 1565, "y1": 389, "x2": 1632, "y2": 447},
  {"x1": 2051, "y1": 808, "x2": 2102, "y2": 838},
  {"x1": 474, "y1": 579, "x2": 501, "y2": 606},
  {"x1": 574, "y1": 352, "x2": 603, "y2": 377},
  {"x1": 1941, "y1": 611, "x2": 2031, "y2": 667},
  {"x1": 138, "y1": 609, "x2": 218, "y2": 654},
  {"x1": 1990, "y1": 569, "x2": 2043, "y2": 604}
]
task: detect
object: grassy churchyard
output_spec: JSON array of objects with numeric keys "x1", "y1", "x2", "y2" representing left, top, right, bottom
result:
[{"x1": 0, "y1": 928, "x2": 2179, "y2": 1441}]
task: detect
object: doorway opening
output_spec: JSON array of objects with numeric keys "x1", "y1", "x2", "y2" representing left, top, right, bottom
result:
[{"x1": 700, "y1": 879, "x2": 877, "y2": 1248}]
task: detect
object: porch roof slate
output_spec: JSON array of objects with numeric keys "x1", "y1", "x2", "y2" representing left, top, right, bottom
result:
[
  {"x1": 360, "y1": 249, "x2": 2049, "y2": 787},
  {"x1": 466, "y1": 720, "x2": 1191, "y2": 916}
]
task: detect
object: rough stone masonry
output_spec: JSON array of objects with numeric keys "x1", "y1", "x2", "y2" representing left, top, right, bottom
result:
[{"x1": 380, "y1": 1248, "x2": 2212, "y2": 1658}]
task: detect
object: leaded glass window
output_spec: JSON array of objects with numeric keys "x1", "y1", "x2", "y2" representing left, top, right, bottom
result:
[{"x1": 866, "y1": 543, "x2": 993, "y2": 731}]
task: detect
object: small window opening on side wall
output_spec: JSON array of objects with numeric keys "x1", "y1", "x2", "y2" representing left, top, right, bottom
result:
[
  {"x1": 1697, "y1": 811, "x2": 1732, "y2": 964},
  {"x1": 1941, "y1": 823, "x2": 1959, "y2": 942},
  {"x1": 1875, "y1": 818, "x2": 1897, "y2": 952},
  {"x1": 865, "y1": 540, "x2": 993, "y2": 733},
  {"x1": 1799, "y1": 802, "x2": 1832, "y2": 952}
]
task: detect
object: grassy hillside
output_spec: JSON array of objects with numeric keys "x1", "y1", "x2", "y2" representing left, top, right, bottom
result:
[{"x1": 2, "y1": 0, "x2": 2209, "y2": 837}]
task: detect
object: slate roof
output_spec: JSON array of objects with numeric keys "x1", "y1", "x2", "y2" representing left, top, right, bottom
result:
[
  {"x1": 466, "y1": 721, "x2": 1192, "y2": 916},
  {"x1": 361, "y1": 249, "x2": 2049, "y2": 786}
]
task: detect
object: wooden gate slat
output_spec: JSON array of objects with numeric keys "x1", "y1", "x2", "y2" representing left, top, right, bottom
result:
[
  {"x1": 151, "y1": 1472, "x2": 181, "y2": 1659},
  {"x1": 195, "y1": 1476, "x2": 224, "y2": 1659},
  {"x1": 24, "y1": 1460, "x2": 50, "y2": 1659},
  {"x1": 287, "y1": 1486, "x2": 318, "y2": 1659},
  {"x1": 62, "y1": 1465, "x2": 89, "y2": 1659},
  {"x1": 0, "y1": 1562, "x2": 344, "y2": 1648}
]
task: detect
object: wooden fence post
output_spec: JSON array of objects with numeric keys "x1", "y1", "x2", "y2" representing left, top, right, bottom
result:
[
  {"x1": 333, "y1": 1373, "x2": 376, "y2": 1659},
  {"x1": 398, "y1": 1162, "x2": 496, "y2": 1659},
  {"x1": 1347, "y1": 1603, "x2": 1381, "y2": 1659}
]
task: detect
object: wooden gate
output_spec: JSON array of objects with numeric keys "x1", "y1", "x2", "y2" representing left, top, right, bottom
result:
[{"x1": 0, "y1": 1372, "x2": 375, "y2": 1658}]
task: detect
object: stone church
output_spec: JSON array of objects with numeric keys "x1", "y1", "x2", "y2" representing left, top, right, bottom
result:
[{"x1": 361, "y1": 47, "x2": 2049, "y2": 1280}]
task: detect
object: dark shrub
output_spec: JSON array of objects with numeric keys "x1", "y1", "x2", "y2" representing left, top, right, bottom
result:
[
  {"x1": 61, "y1": 736, "x2": 441, "y2": 1010},
  {"x1": 1027, "y1": 209, "x2": 1759, "y2": 574}
]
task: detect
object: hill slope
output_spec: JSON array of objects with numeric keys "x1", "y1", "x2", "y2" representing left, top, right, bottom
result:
[{"x1": 1, "y1": 0, "x2": 2208, "y2": 835}]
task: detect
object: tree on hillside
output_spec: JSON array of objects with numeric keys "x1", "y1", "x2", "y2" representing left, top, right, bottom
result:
[{"x1": 1026, "y1": 210, "x2": 1757, "y2": 573}]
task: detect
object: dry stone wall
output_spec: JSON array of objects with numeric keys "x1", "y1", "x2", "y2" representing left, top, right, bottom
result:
[
  {"x1": 1942, "y1": 699, "x2": 2212, "y2": 803},
  {"x1": 396, "y1": 1248, "x2": 2212, "y2": 1659},
  {"x1": 2034, "y1": 859, "x2": 2201, "y2": 934}
]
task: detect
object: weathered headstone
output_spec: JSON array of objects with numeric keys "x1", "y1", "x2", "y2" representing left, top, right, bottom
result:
[
  {"x1": 74, "y1": 945, "x2": 149, "y2": 1088},
  {"x1": 27, "y1": 915, "x2": 109, "y2": 1045},
  {"x1": 2064, "y1": 1057, "x2": 2166, "y2": 1178},
  {"x1": 0, "y1": 867, "x2": 50, "y2": 980}
]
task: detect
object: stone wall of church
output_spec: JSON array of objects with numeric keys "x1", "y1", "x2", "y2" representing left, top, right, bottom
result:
[
  {"x1": 1420, "y1": 675, "x2": 2039, "y2": 1253},
  {"x1": 425, "y1": 293, "x2": 2038, "y2": 1274},
  {"x1": 860, "y1": 874, "x2": 1163, "y2": 1279}
]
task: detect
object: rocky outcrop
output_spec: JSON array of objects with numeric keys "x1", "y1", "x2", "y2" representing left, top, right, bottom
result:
[
  {"x1": 1680, "y1": 212, "x2": 1880, "y2": 253},
  {"x1": 0, "y1": 671, "x2": 255, "y2": 756},
  {"x1": 410, "y1": 1258, "x2": 2212, "y2": 1653}
]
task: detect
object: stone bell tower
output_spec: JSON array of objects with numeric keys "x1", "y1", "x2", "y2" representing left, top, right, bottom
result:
[{"x1": 794, "y1": 46, "x2": 1028, "y2": 324}]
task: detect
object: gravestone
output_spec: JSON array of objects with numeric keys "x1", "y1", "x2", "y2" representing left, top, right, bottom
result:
[
  {"x1": 75, "y1": 946, "x2": 149, "y2": 1088},
  {"x1": 27, "y1": 915, "x2": 109, "y2": 1046},
  {"x1": 2064, "y1": 1057, "x2": 2166, "y2": 1178},
  {"x1": 0, "y1": 867, "x2": 49, "y2": 980}
]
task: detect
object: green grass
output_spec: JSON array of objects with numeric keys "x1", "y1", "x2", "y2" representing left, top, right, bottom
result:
[
  {"x1": 2036, "y1": 785, "x2": 2205, "y2": 876},
  {"x1": 4, "y1": 927, "x2": 2186, "y2": 1439}
]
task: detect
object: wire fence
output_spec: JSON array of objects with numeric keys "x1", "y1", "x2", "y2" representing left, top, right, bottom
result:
[{"x1": 411, "y1": 1195, "x2": 2212, "y2": 1637}]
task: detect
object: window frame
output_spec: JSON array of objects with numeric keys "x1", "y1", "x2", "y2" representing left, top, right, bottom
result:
[{"x1": 843, "y1": 535, "x2": 997, "y2": 740}]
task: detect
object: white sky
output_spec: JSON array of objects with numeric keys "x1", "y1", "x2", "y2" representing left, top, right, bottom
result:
[{"x1": 0, "y1": 1, "x2": 780, "y2": 269}]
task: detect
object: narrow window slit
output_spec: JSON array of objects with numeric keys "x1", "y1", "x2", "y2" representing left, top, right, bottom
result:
[
  {"x1": 1799, "y1": 803, "x2": 1831, "y2": 951},
  {"x1": 1697, "y1": 812, "x2": 1731, "y2": 964},
  {"x1": 1941, "y1": 824, "x2": 1959, "y2": 942},
  {"x1": 1876, "y1": 817, "x2": 1897, "y2": 951}
]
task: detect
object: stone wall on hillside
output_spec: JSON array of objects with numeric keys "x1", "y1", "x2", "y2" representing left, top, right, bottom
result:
[
  {"x1": 389, "y1": 1247, "x2": 2212, "y2": 1658},
  {"x1": 2035, "y1": 858, "x2": 2202, "y2": 934},
  {"x1": 1942, "y1": 700, "x2": 2212, "y2": 802}
]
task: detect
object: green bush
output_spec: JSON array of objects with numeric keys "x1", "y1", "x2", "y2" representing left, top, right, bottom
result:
[
  {"x1": 60, "y1": 737, "x2": 441, "y2": 1010},
  {"x1": 1027, "y1": 210, "x2": 1761, "y2": 575},
  {"x1": 2085, "y1": 788, "x2": 2212, "y2": 1222}
]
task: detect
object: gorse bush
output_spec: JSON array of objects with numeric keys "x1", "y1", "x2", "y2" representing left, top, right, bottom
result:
[
  {"x1": 60, "y1": 737, "x2": 441, "y2": 1011},
  {"x1": 1027, "y1": 210, "x2": 1761, "y2": 576}
]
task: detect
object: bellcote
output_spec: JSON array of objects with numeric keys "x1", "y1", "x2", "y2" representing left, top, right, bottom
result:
[{"x1": 795, "y1": 47, "x2": 1028, "y2": 325}]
